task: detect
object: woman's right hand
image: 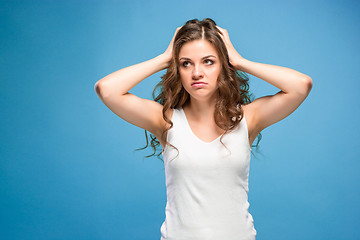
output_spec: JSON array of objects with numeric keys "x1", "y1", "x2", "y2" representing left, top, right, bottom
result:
[{"x1": 162, "y1": 27, "x2": 182, "y2": 65}]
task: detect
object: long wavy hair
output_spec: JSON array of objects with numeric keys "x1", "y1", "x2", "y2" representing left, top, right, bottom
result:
[{"x1": 135, "y1": 18, "x2": 262, "y2": 161}]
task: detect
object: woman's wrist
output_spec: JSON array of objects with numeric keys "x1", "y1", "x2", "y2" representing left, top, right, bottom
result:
[
  {"x1": 157, "y1": 53, "x2": 171, "y2": 70},
  {"x1": 232, "y1": 56, "x2": 249, "y2": 72}
]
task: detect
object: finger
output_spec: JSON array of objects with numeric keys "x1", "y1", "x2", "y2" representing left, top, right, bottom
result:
[
  {"x1": 216, "y1": 27, "x2": 226, "y2": 40},
  {"x1": 170, "y1": 27, "x2": 181, "y2": 41},
  {"x1": 175, "y1": 26, "x2": 182, "y2": 34},
  {"x1": 218, "y1": 26, "x2": 229, "y2": 37},
  {"x1": 216, "y1": 26, "x2": 224, "y2": 35}
]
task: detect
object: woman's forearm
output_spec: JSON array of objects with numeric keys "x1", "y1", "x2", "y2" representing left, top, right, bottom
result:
[
  {"x1": 95, "y1": 54, "x2": 169, "y2": 98},
  {"x1": 234, "y1": 57, "x2": 313, "y2": 95}
]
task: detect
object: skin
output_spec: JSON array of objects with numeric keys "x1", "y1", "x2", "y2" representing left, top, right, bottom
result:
[
  {"x1": 95, "y1": 26, "x2": 313, "y2": 150},
  {"x1": 179, "y1": 39, "x2": 221, "y2": 104},
  {"x1": 178, "y1": 39, "x2": 226, "y2": 143}
]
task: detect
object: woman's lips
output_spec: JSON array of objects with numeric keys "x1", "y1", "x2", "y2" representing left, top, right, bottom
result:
[{"x1": 192, "y1": 82, "x2": 207, "y2": 88}]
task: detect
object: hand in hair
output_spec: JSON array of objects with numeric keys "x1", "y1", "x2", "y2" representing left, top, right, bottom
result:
[
  {"x1": 162, "y1": 27, "x2": 182, "y2": 66},
  {"x1": 216, "y1": 26, "x2": 245, "y2": 66}
]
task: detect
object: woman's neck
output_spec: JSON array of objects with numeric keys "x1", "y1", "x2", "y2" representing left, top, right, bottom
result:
[{"x1": 183, "y1": 97, "x2": 217, "y2": 122}]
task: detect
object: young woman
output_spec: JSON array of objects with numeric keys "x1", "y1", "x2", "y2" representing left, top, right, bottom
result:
[{"x1": 95, "y1": 18, "x2": 312, "y2": 240}]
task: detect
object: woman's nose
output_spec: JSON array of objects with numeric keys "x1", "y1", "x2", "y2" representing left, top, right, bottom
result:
[{"x1": 192, "y1": 65, "x2": 204, "y2": 79}]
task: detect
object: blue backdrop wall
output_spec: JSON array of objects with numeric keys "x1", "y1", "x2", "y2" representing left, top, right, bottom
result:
[{"x1": 1, "y1": 0, "x2": 359, "y2": 239}]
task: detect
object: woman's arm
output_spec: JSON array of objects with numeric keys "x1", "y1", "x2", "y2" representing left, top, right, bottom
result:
[
  {"x1": 233, "y1": 58, "x2": 312, "y2": 96},
  {"x1": 217, "y1": 26, "x2": 313, "y2": 133},
  {"x1": 94, "y1": 27, "x2": 180, "y2": 137},
  {"x1": 95, "y1": 54, "x2": 169, "y2": 98}
]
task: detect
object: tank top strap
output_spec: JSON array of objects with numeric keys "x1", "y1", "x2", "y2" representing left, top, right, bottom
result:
[
  {"x1": 165, "y1": 107, "x2": 182, "y2": 145},
  {"x1": 170, "y1": 107, "x2": 182, "y2": 126}
]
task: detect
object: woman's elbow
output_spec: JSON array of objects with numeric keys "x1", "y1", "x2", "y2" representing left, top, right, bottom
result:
[
  {"x1": 305, "y1": 76, "x2": 313, "y2": 92},
  {"x1": 301, "y1": 76, "x2": 313, "y2": 95},
  {"x1": 94, "y1": 81, "x2": 109, "y2": 99},
  {"x1": 94, "y1": 81, "x2": 102, "y2": 96}
]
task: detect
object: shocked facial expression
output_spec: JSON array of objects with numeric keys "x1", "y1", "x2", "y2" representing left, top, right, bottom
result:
[{"x1": 178, "y1": 39, "x2": 222, "y2": 102}]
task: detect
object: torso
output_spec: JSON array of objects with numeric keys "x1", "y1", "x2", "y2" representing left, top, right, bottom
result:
[{"x1": 157, "y1": 103, "x2": 258, "y2": 150}]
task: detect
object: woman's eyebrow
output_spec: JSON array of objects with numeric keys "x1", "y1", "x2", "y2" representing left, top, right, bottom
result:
[{"x1": 179, "y1": 55, "x2": 217, "y2": 60}]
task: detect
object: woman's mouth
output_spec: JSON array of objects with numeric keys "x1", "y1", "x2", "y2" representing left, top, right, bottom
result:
[{"x1": 191, "y1": 82, "x2": 207, "y2": 88}]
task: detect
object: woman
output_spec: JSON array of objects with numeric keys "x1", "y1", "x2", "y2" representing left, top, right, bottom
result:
[{"x1": 95, "y1": 18, "x2": 312, "y2": 240}]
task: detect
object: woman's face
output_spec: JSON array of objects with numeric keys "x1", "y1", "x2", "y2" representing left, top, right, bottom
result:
[{"x1": 178, "y1": 39, "x2": 221, "y2": 102}]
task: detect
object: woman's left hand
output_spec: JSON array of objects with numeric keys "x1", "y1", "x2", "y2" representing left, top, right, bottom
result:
[{"x1": 216, "y1": 26, "x2": 245, "y2": 67}]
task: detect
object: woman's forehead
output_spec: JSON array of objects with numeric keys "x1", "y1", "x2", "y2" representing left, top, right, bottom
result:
[{"x1": 179, "y1": 39, "x2": 218, "y2": 59}]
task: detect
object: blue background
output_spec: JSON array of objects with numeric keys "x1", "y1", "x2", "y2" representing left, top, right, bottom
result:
[{"x1": 1, "y1": 0, "x2": 359, "y2": 239}]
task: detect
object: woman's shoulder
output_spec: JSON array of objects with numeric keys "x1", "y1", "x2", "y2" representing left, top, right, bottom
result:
[
  {"x1": 241, "y1": 102, "x2": 254, "y2": 116},
  {"x1": 157, "y1": 107, "x2": 175, "y2": 149},
  {"x1": 241, "y1": 103, "x2": 256, "y2": 122},
  {"x1": 241, "y1": 103, "x2": 257, "y2": 134},
  {"x1": 164, "y1": 107, "x2": 175, "y2": 121}
]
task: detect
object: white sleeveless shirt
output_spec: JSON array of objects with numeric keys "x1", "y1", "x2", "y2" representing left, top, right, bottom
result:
[{"x1": 160, "y1": 106, "x2": 257, "y2": 240}]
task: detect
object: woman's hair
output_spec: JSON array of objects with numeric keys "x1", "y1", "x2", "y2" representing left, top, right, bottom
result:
[{"x1": 135, "y1": 18, "x2": 262, "y2": 161}]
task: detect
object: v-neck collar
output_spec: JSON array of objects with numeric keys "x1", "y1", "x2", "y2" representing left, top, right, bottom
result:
[{"x1": 179, "y1": 107, "x2": 225, "y2": 144}]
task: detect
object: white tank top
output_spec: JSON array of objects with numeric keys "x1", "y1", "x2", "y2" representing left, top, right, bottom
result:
[{"x1": 160, "y1": 106, "x2": 257, "y2": 240}]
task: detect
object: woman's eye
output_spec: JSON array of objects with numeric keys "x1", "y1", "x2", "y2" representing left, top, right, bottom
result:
[
  {"x1": 204, "y1": 59, "x2": 214, "y2": 65},
  {"x1": 182, "y1": 61, "x2": 190, "y2": 67}
]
